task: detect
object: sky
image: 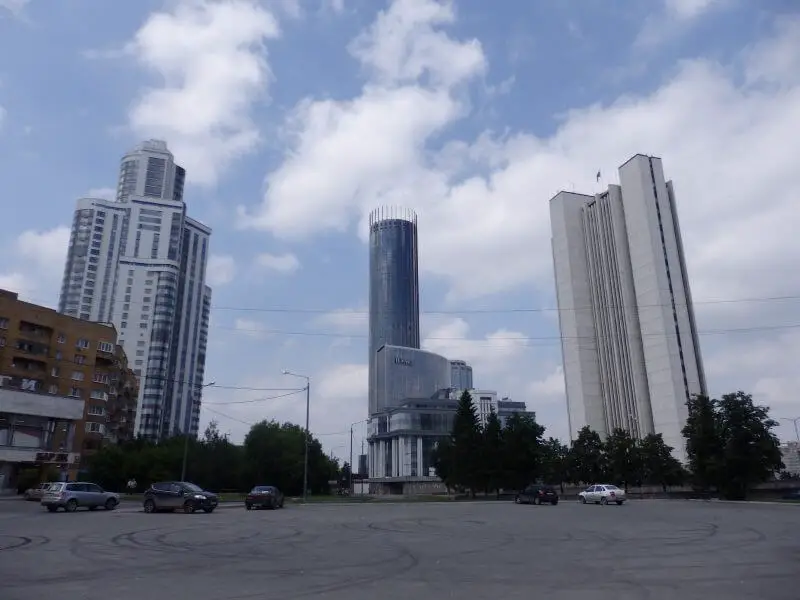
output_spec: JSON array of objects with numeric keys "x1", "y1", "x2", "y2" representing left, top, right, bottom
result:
[{"x1": 1, "y1": 0, "x2": 799, "y2": 462}]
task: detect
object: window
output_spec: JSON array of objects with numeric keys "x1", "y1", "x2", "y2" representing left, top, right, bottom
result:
[
  {"x1": 139, "y1": 323, "x2": 147, "y2": 329},
  {"x1": 71, "y1": 371, "x2": 85, "y2": 381},
  {"x1": 0, "y1": 336, "x2": 5, "y2": 347},
  {"x1": 98, "y1": 341, "x2": 114, "y2": 353},
  {"x1": 57, "y1": 333, "x2": 66, "y2": 344},
  {"x1": 76, "y1": 338, "x2": 89, "y2": 349},
  {"x1": 93, "y1": 373, "x2": 109, "y2": 384},
  {"x1": 88, "y1": 405, "x2": 106, "y2": 416},
  {"x1": 90, "y1": 390, "x2": 108, "y2": 401},
  {"x1": 85, "y1": 422, "x2": 105, "y2": 434},
  {"x1": 55, "y1": 351, "x2": 62, "y2": 360},
  {"x1": 51, "y1": 367, "x2": 60, "y2": 377},
  {"x1": 0, "y1": 318, "x2": 8, "y2": 329},
  {"x1": 74, "y1": 355, "x2": 86, "y2": 365},
  {"x1": 121, "y1": 322, "x2": 127, "y2": 329},
  {"x1": 69, "y1": 387, "x2": 82, "y2": 398},
  {"x1": 48, "y1": 384, "x2": 58, "y2": 394},
  {"x1": 136, "y1": 350, "x2": 144, "y2": 356}
]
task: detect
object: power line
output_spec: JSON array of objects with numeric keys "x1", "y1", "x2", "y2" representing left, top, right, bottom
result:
[
  {"x1": 211, "y1": 322, "x2": 800, "y2": 344},
  {"x1": 204, "y1": 389, "x2": 305, "y2": 406},
  {"x1": 212, "y1": 294, "x2": 800, "y2": 315}
]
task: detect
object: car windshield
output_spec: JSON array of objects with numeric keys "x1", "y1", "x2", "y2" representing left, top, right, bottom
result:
[
  {"x1": 47, "y1": 483, "x2": 64, "y2": 491},
  {"x1": 253, "y1": 486, "x2": 272, "y2": 492},
  {"x1": 182, "y1": 483, "x2": 203, "y2": 492}
]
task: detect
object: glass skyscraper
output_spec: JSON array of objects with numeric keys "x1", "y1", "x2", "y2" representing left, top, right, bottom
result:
[{"x1": 367, "y1": 207, "x2": 420, "y2": 416}]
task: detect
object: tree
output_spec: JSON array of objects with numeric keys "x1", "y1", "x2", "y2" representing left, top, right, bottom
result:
[
  {"x1": 480, "y1": 409, "x2": 504, "y2": 496},
  {"x1": 431, "y1": 437, "x2": 456, "y2": 491},
  {"x1": 715, "y1": 391, "x2": 783, "y2": 500},
  {"x1": 450, "y1": 390, "x2": 483, "y2": 495},
  {"x1": 683, "y1": 394, "x2": 722, "y2": 494},
  {"x1": 500, "y1": 413, "x2": 546, "y2": 492},
  {"x1": 569, "y1": 426, "x2": 606, "y2": 484},
  {"x1": 540, "y1": 437, "x2": 570, "y2": 492},
  {"x1": 637, "y1": 433, "x2": 685, "y2": 492},
  {"x1": 604, "y1": 428, "x2": 639, "y2": 491}
]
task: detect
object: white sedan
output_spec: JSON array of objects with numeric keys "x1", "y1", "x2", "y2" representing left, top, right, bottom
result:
[{"x1": 578, "y1": 484, "x2": 626, "y2": 505}]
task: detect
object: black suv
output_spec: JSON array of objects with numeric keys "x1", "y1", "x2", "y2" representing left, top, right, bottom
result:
[
  {"x1": 143, "y1": 481, "x2": 219, "y2": 514},
  {"x1": 515, "y1": 484, "x2": 559, "y2": 505}
]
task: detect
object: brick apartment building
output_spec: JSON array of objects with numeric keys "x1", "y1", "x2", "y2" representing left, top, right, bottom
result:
[{"x1": 0, "y1": 288, "x2": 137, "y2": 493}]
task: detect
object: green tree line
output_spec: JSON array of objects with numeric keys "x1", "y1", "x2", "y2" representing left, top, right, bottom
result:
[
  {"x1": 86, "y1": 419, "x2": 341, "y2": 496},
  {"x1": 432, "y1": 390, "x2": 785, "y2": 500}
]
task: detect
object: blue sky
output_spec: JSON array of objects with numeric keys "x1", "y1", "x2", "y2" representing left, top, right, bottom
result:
[{"x1": 1, "y1": 0, "x2": 799, "y2": 459}]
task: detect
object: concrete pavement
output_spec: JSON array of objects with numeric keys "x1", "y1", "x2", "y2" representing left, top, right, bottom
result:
[{"x1": 1, "y1": 497, "x2": 799, "y2": 599}]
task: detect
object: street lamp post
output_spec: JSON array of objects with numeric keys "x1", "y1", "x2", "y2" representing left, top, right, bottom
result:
[
  {"x1": 780, "y1": 417, "x2": 800, "y2": 442},
  {"x1": 282, "y1": 370, "x2": 310, "y2": 503},
  {"x1": 349, "y1": 418, "x2": 368, "y2": 496},
  {"x1": 180, "y1": 381, "x2": 215, "y2": 482}
]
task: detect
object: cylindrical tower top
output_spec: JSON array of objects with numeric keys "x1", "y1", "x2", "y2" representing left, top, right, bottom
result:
[{"x1": 368, "y1": 206, "x2": 418, "y2": 229}]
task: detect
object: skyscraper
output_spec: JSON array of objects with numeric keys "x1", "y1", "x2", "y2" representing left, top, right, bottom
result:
[
  {"x1": 367, "y1": 207, "x2": 420, "y2": 416},
  {"x1": 59, "y1": 140, "x2": 211, "y2": 440},
  {"x1": 449, "y1": 360, "x2": 473, "y2": 390},
  {"x1": 549, "y1": 154, "x2": 706, "y2": 461}
]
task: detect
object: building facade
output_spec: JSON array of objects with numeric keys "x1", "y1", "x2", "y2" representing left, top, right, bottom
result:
[
  {"x1": 368, "y1": 391, "x2": 457, "y2": 494},
  {"x1": 497, "y1": 398, "x2": 531, "y2": 427},
  {"x1": 0, "y1": 289, "x2": 135, "y2": 492},
  {"x1": 368, "y1": 207, "x2": 420, "y2": 416},
  {"x1": 781, "y1": 442, "x2": 800, "y2": 476},
  {"x1": 374, "y1": 345, "x2": 452, "y2": 412},
  {"x1": 550, "y1": 154, "x2": 706, "y2": 461},
  {"x1": 449, "y1": 360, "x2": 473, "y2": 390},
  {"x1": 58, "y1": 140, "x2": 211, "y2": 440}
]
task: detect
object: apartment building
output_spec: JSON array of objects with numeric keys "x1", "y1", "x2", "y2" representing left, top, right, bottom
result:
[
  {"x1": 0, "y1": 289, "x2": 136, "y2": 492},
  {"x1": 59, "y1": 140, "x2": 212, "y2": 440}
]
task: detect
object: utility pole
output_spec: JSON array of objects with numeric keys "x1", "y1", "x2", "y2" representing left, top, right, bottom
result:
[
  {"x1": 282, "y1": 370, "x2": 310, "y2": 502},
  {"x1": 780, "y1": 417, "x2": 800, "y2": 442},
  {"x1": 349, "y1": 425, "x2": 354, "y2": 495},
  {"x1": 180, "y1": 381, "x2": 215, "y2": 482}
]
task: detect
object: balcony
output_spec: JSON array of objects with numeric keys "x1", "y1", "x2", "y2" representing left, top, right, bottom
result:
[
  {"x1": 18, "y1": 321, "x2": 54, "y2": 340},
  {"x1": 14, "y1": 339, "x2": 49, "y2": 357}
]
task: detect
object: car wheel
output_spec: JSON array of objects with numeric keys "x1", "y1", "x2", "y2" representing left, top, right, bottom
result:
[
  {"x1": 203, "y1": 507, "x2": 214, "y2": 514},
  {"x1": 600, "y1": 497, "x2": 608, "y2": 505},
  {"x1": 245, "y1": 503, "x2": 252, "y2": 510},
  {"x1": 514, "y1": 495, "x2": 521, "y2": 504},
  {"x1": 143, "y1": 499, "x2": 156, "y2": 513},
  {"x1": 551, "y1": 500, "x2": 558, "y2": 505},
  {"x1": 616, "y1": 500, "x2": 623, "y2": 505},
  {"x1": 89, "y1": 505, "x2": 97, "y2": 511},
  {"x1": 182, "y1": 501, "x2": 195, "y2": 514},
  {"x1": 24, "y1": 492, "x2": 31, "y2": 501},
  {"x1": 105, "y1": 498, "x2": 117, "y2": 511},
  {"x1": 65, "y1": 499, "x2": 78, "y2": 512},
  {"x1": 46, "y1": 505, "x2": 58, "y2": 513},
  {"x1": 580, "y1": 496, "x2": 586, "y2": 504},
  {"x1": 279, "y1": 500, "x2": 284, "y2": 508}
]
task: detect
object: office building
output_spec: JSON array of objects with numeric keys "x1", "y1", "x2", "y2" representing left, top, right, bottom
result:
[
  {"x1": 497, "y1": 398, "x2": 532, "y2": 428},
  {"x1": 368, "y1": 207, "x2": 420, "y2": 416},
  {"x1": 449, "y1": 360, "x2": 473, "y2": 390},
  {"x1": 550, "y1": 154, "x2": 706, "y2": 461},
  {"x1": 59, "y1": 140, "x2": 211, "y2": 440},
  {"x1": 0, "y1": 289, "x2": 136, "y2": 493}
]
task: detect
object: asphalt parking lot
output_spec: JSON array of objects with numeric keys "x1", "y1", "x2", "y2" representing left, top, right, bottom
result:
[{"x1": 1, "y1": 497, "x2": 799, "y2": 600}]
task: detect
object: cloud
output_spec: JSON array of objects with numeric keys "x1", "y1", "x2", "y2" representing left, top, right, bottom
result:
[
  {"x1": 529, "y1": 366, "x2": 566, "y2": 401},
  {"x1": 0, "y1": 0, "x2": 28, "y2": 15},
  {"x1": 317, "y1": 363, "x2": 368, "y2": 401},
  {"x1": 126, "y1": 0, "x2": 280, "y2": 186},
  {"x1": 233, "y1": 318, "x2": 271, "y2": 340},
  {"x1": 238, "y1": 0, "x2": 485, "y2": 237},
  {"x1": 636, "y1": 0, "x2": 727, "y2": 48},
  {"x1": 86, "y1": 187, "x2": 116, "y2": 200},
  {"x1": 422, "y1": 316, "x2": 527, "y2": 376},
  {"x1": 0, "y1": 226, "x2": 70, "y2": 306},
  {"x1": 206, "y1": 254, "x2": 236, "y2": 286},
  {"x1": 311, "y1": 307, "x2": 368, "y2": 335},
  {"x1": 255, "y1": 252, "x2": 300, "y2": 273}
]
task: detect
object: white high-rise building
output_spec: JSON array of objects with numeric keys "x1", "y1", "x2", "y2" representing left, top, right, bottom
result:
[
  {"x1": 59, "y1": 140, "x2": 211, "y2": 440},
  {"x1": 549, "y1": 154, "x2": 706, "y2": 461}
]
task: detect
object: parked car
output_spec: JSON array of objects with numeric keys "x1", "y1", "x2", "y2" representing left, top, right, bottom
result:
[
  {"x1": 41, "y1": 482, "x2": 120, "y2": 512},
  {"x1": 24, "y1": 482, "x2": 52, "y2": 501},
  {"x1": 245, "y1": 485, "x2": 285, "y2": 510},
  {"x1": 515, "y1": 484, "x2": 559, "y2": 505},
  {"x1": 142, "y1": 481, "x2": 219, "y2": 514},
  {"x1": 578, "y1": 484, "x2": 626, "y2": 505}
]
